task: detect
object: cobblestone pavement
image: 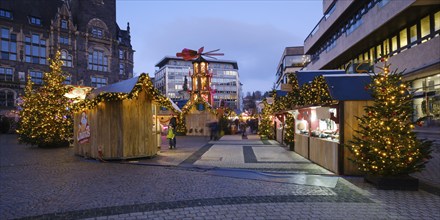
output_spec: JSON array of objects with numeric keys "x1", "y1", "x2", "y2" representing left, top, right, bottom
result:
[{"x1": 1, "y1": 134, "x2": 439, "y2": 220}]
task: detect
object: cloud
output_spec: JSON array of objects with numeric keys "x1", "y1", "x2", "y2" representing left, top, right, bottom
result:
[{"x1": 134, "y1": 17, "x2": 302, "y2": 94}]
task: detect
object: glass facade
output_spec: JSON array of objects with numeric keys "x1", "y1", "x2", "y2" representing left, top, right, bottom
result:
[
  {"x1": 155, "y1": 58, "x2": 241, "y2": 110},
  {"x1": 412, "y1": 75, "x2": 440, "y2": 122}
]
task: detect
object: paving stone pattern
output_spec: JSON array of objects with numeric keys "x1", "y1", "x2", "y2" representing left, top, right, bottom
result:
[{"x1": 1, "y1": 134, "x2": 439, "y2": 219}]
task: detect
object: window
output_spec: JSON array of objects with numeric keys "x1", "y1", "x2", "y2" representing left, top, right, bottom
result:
[
  {"x1": 435, "y1": 11, "x2": 440, "y2": 32},
  {"x1": 91, "y1": 76, "x2": 107, "y2": 88},
  {"x1": 61, "y1": 19, "x2": 68, "y2": 29},
  {"x1": 88, "y1": 50, "x2": 108, "y2": 72},
  {"x1": 0, "y1": 28, "x2": 17, "y2": 61},
  {"x1": 119, "y1": 63, "x2": 124, "y2": 74},
  {"x1": 25, "y1": 34, "x2": 46, "y2": 64},
  {"x1": 421, "y1": 16, "x2": 430, "y2": 38},
  {"x1": 30, "y1": 70, "x2": 43, "y2": 84},
  {"x1": 59, "y1": 36, "x2": 69, "y2": 45},
  {"x1": 0, "y1": 9, "x2": 12, "y2": 19},
  {"x1": 64, "y1": 75, "x2": 71, "y2": 85},
  {"x1": 0, "y1": 89, "x2": 15, "y2": 107},
  {"x1": 383, "y1": 39, "x2": 390, "y2": 55},
  {"x1": 91, "y1": 27, "x2": 103, "y2": 38},
  {"x1": 375, "y1": 45, "x2": 381, "y2": 58},
  {"x1": 399, "y1": 29, "x2": 408, "y2": 48},
  {"x1": 369, "y1": 47, "x2": 375, "y2": 62},
  {"x1": 409, "y1": 25, "x2": 417, "y2": 43},
  {"x1": 61, "y1": 50, "x2": 72, "y2": 67},
  {"x1": 29, "y1": 16, "x2": 41, "y2": 25},
  {"x1": 391, "y1": 36, "x2": 398, "y2": 52},
  {"x1": 119, "y1": 49, "x2": 124, "y2": 59},
  {"x1": 0, "y1": 66, "x2": 13, "y2": 81}
]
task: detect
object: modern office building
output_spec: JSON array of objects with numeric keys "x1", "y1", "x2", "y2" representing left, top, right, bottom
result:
[
  {"x1": 0, "y1": 0, "x2": 134, "y2": 116},
  {"x1": 304, "y1": 0, "x2": 440, "y2": 124},
  {"x1": 275, "y1": 46, "x2": 310, "y2": 91},
  {"x1": 154, "y1": 56, "x2": 242, "y2": 111}
]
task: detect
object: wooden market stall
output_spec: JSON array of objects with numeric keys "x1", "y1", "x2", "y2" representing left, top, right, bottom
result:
[
  {"x1": 181, "y1": 99, "x2": 217, "y2": 136},
  {"x1": 73, "y1": 73, "x2": 169, "y2": 160},
  {"x1": 292, "y1": 71, "x2": 373, "y2": 175}
]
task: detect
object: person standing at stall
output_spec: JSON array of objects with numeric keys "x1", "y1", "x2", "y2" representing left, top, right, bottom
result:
[{"x1": 169, "y1": 114, "x2": 177, "y2": 149}]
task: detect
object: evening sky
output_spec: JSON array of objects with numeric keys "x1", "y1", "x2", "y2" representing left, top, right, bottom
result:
[{"x1": 116, "y1": 0, "x2": 323, "y2": 94}]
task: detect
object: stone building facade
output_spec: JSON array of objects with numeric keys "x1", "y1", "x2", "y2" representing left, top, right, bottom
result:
[{"x1": 0, "y1": 0, "x2": 134, "y2": 116}]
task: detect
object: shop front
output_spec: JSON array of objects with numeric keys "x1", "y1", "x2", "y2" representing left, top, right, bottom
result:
[{"x1": 291, "y1": 72, "x2": 373, "y2": 175}]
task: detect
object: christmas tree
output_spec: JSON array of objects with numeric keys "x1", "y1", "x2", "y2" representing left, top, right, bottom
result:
[
  {"x1": 259, "y1": 98, "x2": 274, "y2": 139},
  {"x1": 18, "y1": 50, "x2": 73, "y2": 147},
  {"x1": 348, "y1": 59, "x2": 432, "y2": 176},
  {"x1": 283, "y1": 73, "x2": 301, "y2": 145}
]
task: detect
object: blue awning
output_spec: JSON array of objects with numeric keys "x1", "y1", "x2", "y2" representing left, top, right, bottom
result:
[
  {"x1": 295, "y1": 70, "x2": 345, "y2": 86},
  {"x1": 276, "y1": 90, "x2": 288, "y2": 97},
  {"x1": 323, "y1": 74, "x2": 373, "y2": 101}
]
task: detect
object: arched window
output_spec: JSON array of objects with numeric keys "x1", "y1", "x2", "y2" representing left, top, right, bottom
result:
[
  {"x1": 61, "y1": 50, "x2": 72, "y2": 67},
  {"x1": 87, "y1": 18, "x2": 108, "y2": 39},
  {"x1": 0, "y1": 89, "x2": 16, "y2": 107}
]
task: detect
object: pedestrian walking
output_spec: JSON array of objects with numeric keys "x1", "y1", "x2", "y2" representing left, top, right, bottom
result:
[{"x1": 209, "y1": 120, "x2": 219, "y2": 140}]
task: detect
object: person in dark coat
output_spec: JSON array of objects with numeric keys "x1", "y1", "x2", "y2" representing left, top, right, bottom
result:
[{"x1": 209, "y1": 120, "x2": 219, "y2": 140}]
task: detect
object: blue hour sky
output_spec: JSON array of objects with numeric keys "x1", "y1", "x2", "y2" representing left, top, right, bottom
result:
[{"x1": 116, "y1": 0, "x2": 323, "y2": 95}]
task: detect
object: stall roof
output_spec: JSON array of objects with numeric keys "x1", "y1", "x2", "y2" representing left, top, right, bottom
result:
[
  {"x1": 88, "y1": 76, "x2": 140, "y2": 99},
  {"x1": 175, "y1": 99, "x2": 189, "y2": 109},
  {"x1": 324, "y1": 74, "x2": 373, "y2": 101},
  {"x1": 295, "y1": 70, "x2": 345, "y2": 86},
  {"x1": 169, "y1": 99, "x2": 182, "y2": 112},
  {"x1": 275, "y1": 90, "x2": 288, "y2": 97}
]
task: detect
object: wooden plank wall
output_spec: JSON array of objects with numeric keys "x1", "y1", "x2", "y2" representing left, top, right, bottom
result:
[
  {"x1": 74, "y1": 90, "x2": 157, "y2": 159},
  {"x1": 294, "y1": 133, "x2": 309, "y2": 159},
  {"x1": 185, "y1": 107, "x2": 217, "y2": 136},
  {"x1": 309, "y1": 137, "x2": 339, "y2": 173},
  {"x1": 122, "y1": 91, "x2": 155, "y2": 158},
  {"x1": 343, "y1": 100, "x2": 373, "y2": 175}
]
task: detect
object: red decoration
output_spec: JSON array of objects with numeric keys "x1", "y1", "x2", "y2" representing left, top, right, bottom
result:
[
  {"x1": 176, "y1": 47, "x2": 224, "y2": 61},
  {"x1": 364, "y1": 86, "x2": 369, "y2": 90}
]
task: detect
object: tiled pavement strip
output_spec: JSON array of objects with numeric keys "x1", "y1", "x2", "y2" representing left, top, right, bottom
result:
[{"x1": 0, "y1": 134, "x2": 439, "y2": 219}]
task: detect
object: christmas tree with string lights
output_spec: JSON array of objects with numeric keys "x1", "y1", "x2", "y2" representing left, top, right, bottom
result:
[
  {"x1": 283, "y1": 73, "x2": 301, "y2": 146},
  {"x1": 348, "y1": 59, "x2": 432, "y2": 176},
  {"x1": 18, "y1": 50, "x2": 73, "y2": 147},
  {"x1": 259, "y1": 98, "x2": 274, "y2": 139}
]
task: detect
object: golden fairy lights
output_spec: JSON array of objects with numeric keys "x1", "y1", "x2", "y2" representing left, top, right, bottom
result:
[
  {"x1": 348, "y1": 59, "x2": 432, "y2": 176},
  {"x1": 263, "y1": 73, "x2": 335, "y2": 140},
  {"x1": 73, "y1": 73, "x2": 179, "y2": 115},
  {"x1": 18, "y1": 50, "x2": 73, "y2": 146}
]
